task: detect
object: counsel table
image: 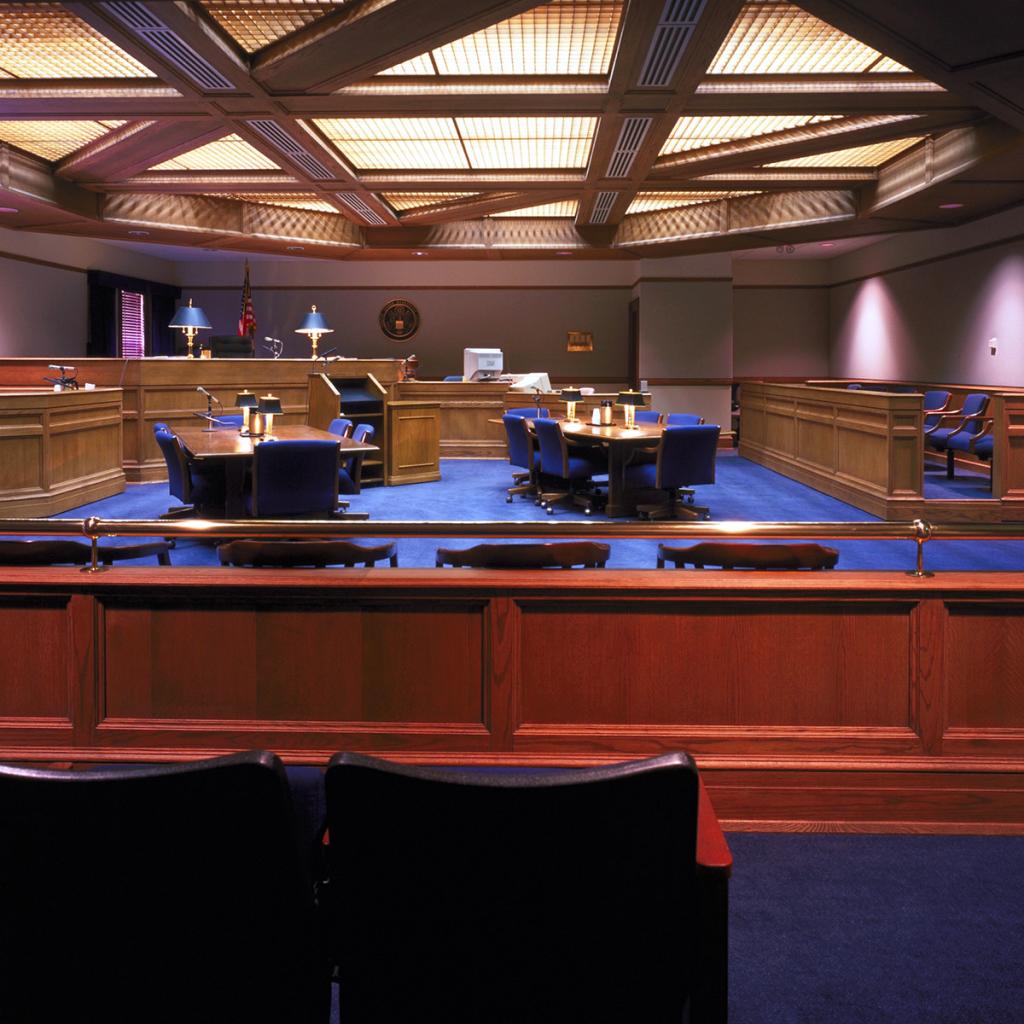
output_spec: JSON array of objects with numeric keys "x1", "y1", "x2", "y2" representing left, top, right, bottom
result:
[{"x1": 176, "y1": 425, "x2": 379, "y2": 516}]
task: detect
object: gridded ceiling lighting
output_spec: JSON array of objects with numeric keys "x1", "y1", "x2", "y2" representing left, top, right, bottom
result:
[
  {"x1": 150, "y1": 134, "x2": 282, "y2": 171},
  {"x1": 765, "y1": 136, "x2": 925, "y2": 167},
  {"x1": 0, "y1": 119, "x2": 126, "y2": 161},
  {"x1": 490, "y1": 200, "x2": 579, "y2": 217},
  {"x1": 213, "y1": 193, "x2": 337, "y2": 212},
  {"x1": 382, "y1": 192, "x2": 480, "y2": 210},
  {"x1": 708, "y1": 0, "x2": 911, "y2": 74},
  {"x1": 627, "y1": 191, "x2": 760, "y2": 213},
  {"x1": 378, "y1": 1, "x2": 622, "y2": 76},
  {"x1": 313, "y1": 116, "x2": 597, "y2": 170},
  {"x1": 197, "y1": 1, "x2": 362, "y2": 54},
  {"x1": 659, "y1": 114, "x2": 840, "y2": 155},
  {"x1": 0, "y1": 3, "x2": 155, "y2": 78}
]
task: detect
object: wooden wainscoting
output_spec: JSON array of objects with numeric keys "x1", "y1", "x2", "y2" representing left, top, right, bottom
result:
[{"x1": 1, "y1": 567, "x2": 1023, "y2": 830}]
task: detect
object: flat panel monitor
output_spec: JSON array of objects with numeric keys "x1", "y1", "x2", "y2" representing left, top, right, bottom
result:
[{"x1": 463, "y1": 347, "x2": 503, "y2": 381}]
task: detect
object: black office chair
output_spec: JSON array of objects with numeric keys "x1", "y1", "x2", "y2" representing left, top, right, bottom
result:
[
  {"x1": 0, "y1": 538, "x2": 172, "y2": 566},
  {"x1": 436, "y1": 541, "x2": 609, "y2": 568},
  {"x1": 657, "y1": 541, "x2": 839, "y2": 569},
  {"x1": 323, "y1": 751, "x2": 729, "y2": 1024},
  {"x1": 0, "y1": 751, "x2": 328, "y2": 1024},
  {"x1": 217, "y1": 539, "x2": 397, "y2": 567},
  {"x1": 248, "y1": 438, "x2": 340, "y2": 518}
]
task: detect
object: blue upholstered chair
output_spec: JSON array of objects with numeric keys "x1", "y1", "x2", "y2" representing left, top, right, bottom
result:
[
  {"x1": 153, "y1": 426, "x2": 225, "y2": 517},
  {"x1": 623, "y1": 424, "x2": 720, "y2": 520},
  {"x1": 248, "y1": 438, "x2": 340, "y2": 517},
  {"x1": 322, "y1": 751, "x2": 730, "y2": 1024},
  {"x1": 973, "y1": 432, "x2": 994, "y2": 462},
  {"x1": 924, "y1": 392, "x2": 990, "y2": 478},
  {"x1": 443, "y1": 375, "x2": 464, "y2": 382},
  {"x1": 0, "y1": 751, "x2": 328, "y2": 1024},
  {"x1": 666, "y1": 412, "x2": 705, "y2": 426},
  {"x1": 533, "y1": 416, "x2": 606, "y2": 515},
  {"x1": 214, "y1": 413, "x2": 243, "y2": 428},
  {"x1": 507, "y1": 406, "x2": 550, "y2": 418},
  {"x1": 634, "y1": 409, "x2": 661, "y2": 424},
  {"x1": 922, "y1": 390, "x2": 952, "y2": 430},
  {"x1": 338, "y1": 423, "x2": 374, "y2": 494},
  {"x1": 327, "y1": 417, "x2": 353, "y2": 438},
  {"x1": 502, "y1": 413, "x2": 535, "y2": 502}
]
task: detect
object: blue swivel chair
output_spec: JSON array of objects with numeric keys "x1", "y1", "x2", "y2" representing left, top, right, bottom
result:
[
  {"x1": 502, "y1": 413, "x2": 535, "y2": 502},
  {"x1": 339, "y1": 423, "x2": 374, "y2": 494},
  {"x1": 507, "y1": 406, "x2": 550, "y2": 418},
  {"x1": 624, "y1": 424, "x2": 720, "y2": 520},
  {"x1": 443, "y1": 375, "x2": 464, "y2": 382},
  {"x1": 533, "y1": 416, "x2": 606, "y2": 515},
  {"x1": 248, "y1": 439, "x2": 340, "y2": 518},
  {"x1": 635, "y1": 410, "x2": 661, "y2": 424},
  {"x1": 153, "y1": 426, "x2": 225, "y2": 517},
  {"x1": 924, "y1": 392, "x2": 990, "y2": 478},
  {"x1": 214, "y1": 413, "x2": 243, "y2": 428},
  {"x1": 327, "y1": 417, "x2": 353, "y2": 438},
  {"x1": 666, "y1": 412, "x2": 705, "y2": 426},
  {"x1": 0, "y1": 751, "x2": 328, "y2": 1024}
]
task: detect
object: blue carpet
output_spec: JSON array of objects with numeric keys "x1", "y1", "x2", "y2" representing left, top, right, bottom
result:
[
  {"x1": 727, "y1": 833, "x2": 1024, "y2": 1024},
  {"x1": 924, "y1": 462, "x2": 993, "y2": 501},
  {"x1": 27, "y1": 454, "x2": 1024, "y2": 571}
]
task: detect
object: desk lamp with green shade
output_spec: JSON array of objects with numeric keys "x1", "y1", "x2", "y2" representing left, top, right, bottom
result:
[{"x1": 168, "y1": 298, "x2": 211, "y2": 359}]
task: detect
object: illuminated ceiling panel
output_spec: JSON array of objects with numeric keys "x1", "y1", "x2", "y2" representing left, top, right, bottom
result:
[
  {"x1": 0, "y1": 3, "x2": 155, "y2": 78},
  {"x1": 151, "y1": 134, "x2": 281, "y2": 171},
  {"x1": 766, "y1": 136, "x2": 925, "y2": 167},
  {"x1": 490, "y1": 200, "x2": 579, "y2": 217},
  {"x1": 0, "y1": 119, "x2": 125, "y2": 161},
  {"x1": 660, "y1": 115, "x2": 839, "y2": 155},
  {"x1": 313, "y1": 116, "x2": 596, "y2": 169},
  {"x1": 215, "y1": 193, "x2": 337, "y2": 212},
  {"x1": 627, "y1": 191, "x2": 760, "y2": 213},
  {"x1": 709, "y1": 1, "x2": 911, "y2": 74},
  {"x1": 378, "y1": 1, "x2": 622, "y2": 76},
  {"x1": 383, "y1": 192, "x2": 479, "y2": 210},
  {"x1": 198, "y1": 1, "x2": 354, "y2": 53}
]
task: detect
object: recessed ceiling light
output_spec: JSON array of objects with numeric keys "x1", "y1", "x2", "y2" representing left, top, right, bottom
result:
[
  {"x1": 286, "y1": 245, "x2": 305, "y2": 252},
  {"x1": 820, "y1": 242, "x2": 836, "y2": 248},
  {"x1": 127, "y1": 229, "x2": 149, "y2": 237},
  {"x1": 939, "y1": 202, "x2": 964, "y2": 209},
  {"x1": 412, "y1": 250, "x2": 427, "y2": 256},
  {"x1": 556, "y1": 250, "x2": 573, "y2": 256},
  {"x1": 0, "y1": 207, "x2": 18, "y2": 214}
]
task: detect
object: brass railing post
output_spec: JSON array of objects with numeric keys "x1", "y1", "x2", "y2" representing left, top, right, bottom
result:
[
  {"x1": 81, "y1": 516, "x2": 106, "y2": 573},
  {"x1": 907, "y1": 519, "x2": 933, "y2": 578}
]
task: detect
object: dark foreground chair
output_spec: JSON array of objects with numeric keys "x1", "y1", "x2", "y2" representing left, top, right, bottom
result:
[
  {"x1": 502, "y1": 413, "x2": 535, "y2": 501},
  {"x1": 217, "y1": 539, "x2": 397, "y2": 567},
  {"x1": 324, "y1": 751, "x2": 731, "y2": 1024},
  {"x1": 249, "y1": 438, "x2": 340, "y2": 517},
  {"x1": 625, "y1": 424, "x2": 721, "y2": 520},
  {"x1": 533, "y1": 416, "x2": 606, "y2": 515},
  {"x1": 0, "y1": 751, "x2": 327, "y2": 1024},
  {"x1": 658, "y1": 541, "x2": 839, "y2": 570},
  {"x1": 0, "y1": 538, "x2": 172, "y2": 566},
  {"x1": 436, "y1": 541, "x2": 609, "y2": 568},
  {"x1": 154, "y1": 425, "x2": 225, "y2": 517}
]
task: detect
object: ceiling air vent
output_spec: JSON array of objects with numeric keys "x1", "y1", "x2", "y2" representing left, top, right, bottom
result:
[
  {"x1": 637, "y1": 0, "x2": 706, "y2": 87},
  {"x1": 246, "y1": 120, "x2": 332, "y2": 179},
  {"x1": 335, "y1": 193, "x2": 387, "y2": 226},
  {"x1": 606, "y1": 118, "x2": 651, "y2": 178},
  {"x1": 591, "y1": 191, "x2": 618, "y2": 224},
  {"x1": 100, "y1": 2, "x2": 235, "y2": 91}
]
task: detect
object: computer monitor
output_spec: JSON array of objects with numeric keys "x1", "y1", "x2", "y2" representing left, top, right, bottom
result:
[{"x1": 463, "y1": 348, "x2": 503, "y2": 381}]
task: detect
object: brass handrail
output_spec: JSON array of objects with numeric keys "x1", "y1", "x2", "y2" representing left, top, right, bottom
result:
[{"x1": 3, "y1": 516, "x2": 1024, "y2": 575}]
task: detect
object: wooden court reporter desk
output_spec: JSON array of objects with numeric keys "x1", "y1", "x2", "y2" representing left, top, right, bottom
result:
[
  {"x1": 0, "y1": 358, "x2": 403, "y2": 483},
  {"x1": 0, "y1": 386, "x2": 124, "y2": 515}
]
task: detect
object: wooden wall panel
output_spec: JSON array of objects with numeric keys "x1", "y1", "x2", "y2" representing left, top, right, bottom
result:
[
  {"x1": 102, "y1": 598, "x2": 486, "y2": 725},
  {"x1": 518, "y1": 600, "x2": 912, "y2": 728},
  {"x1": 0, "y1": 596, "x2": 73, "y2": 719}
]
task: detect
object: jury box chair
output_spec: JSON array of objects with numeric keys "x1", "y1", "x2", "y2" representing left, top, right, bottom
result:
[
  {"x1": 924, "y1": 392, "x2": 990, "y2": 477},
  {"x1": 322, "y1": 751, "x2": 731, "y2": 1024},
  {"x1": 248, "y1": 438, "x2": 340, "y2": 518},
  {"x1": 0, "y1": 751, "x2": 327, "y2": 1024},
  {"x1": 624, "y1": 424, "x2": 720, "y2": 520},
  {"x1": 436, "y1": 541, "x2": 610, "y2": 568},
  {"x1": 533, "y1": 416, "x2": 607, "y2": 515}
]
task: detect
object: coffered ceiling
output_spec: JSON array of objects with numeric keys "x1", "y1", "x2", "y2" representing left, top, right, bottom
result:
[{"x1": 0, "y1": 0, "x2": 1021, "y2": 260}]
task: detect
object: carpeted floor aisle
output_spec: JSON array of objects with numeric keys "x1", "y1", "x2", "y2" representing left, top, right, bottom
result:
[{"x1": 34, "y1": 452, "x2": 1024, "y2": 570}]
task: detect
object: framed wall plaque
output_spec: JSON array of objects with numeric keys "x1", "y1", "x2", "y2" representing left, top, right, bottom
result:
[{"x1": 379, "y1": 299, "x2": 420, "y2": 341}]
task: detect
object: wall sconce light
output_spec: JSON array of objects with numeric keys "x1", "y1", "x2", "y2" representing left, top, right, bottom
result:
[
  {"x1": 295, "y1": 304, "x2": 334, "y2": 359},
  {"x1": 258, "y1": 394, "x2": 283, "y2": 438},
  {"x1": 560, "y1": 387, "x2": 582, "y2": 422},
  {"x1": 168, "y1": 298, "x2": 211, "y2": 359},
  {"x1": 566, "y1": 330, "x2": 593, "y2": 353},
  {"x1": 616, "y1": 389, "x2": 646, "y2": 430},
  {"x1": 235, "y1": 390, "x2": 257, "y2": 434}
]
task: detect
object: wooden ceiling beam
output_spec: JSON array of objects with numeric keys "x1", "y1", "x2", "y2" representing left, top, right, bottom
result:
[
  {"x1": 0, "y1": 80, "x2": 202, "y2": 118},
  {"x1": 253, "y1": 0, "x2": 544, "y2": 94},
  {"x1": 396, "y1": 189, "x2": 579, "y2": 225}
]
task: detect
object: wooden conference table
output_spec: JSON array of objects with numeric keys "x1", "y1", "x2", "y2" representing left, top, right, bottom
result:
[
  {"x1": 530, "y1": 419, "x2": 664, "y2": 517},
  {"x1": 176, "y1": 425, "x2": 379, "y2": 516}
]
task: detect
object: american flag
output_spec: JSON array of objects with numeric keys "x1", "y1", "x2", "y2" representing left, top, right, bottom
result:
[{"x1": 238, "y1": 259, "x2": 256, "y2": 338}]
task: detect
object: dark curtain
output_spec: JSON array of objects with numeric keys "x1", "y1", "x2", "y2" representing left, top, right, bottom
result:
[{"x1": 86, "y1": 270, "x2": 181, "y2": 357}]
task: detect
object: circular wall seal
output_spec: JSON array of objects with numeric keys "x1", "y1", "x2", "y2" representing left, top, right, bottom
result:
[{"x1": 379, "y1": 299, "x2": 420, "y2": 341}]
